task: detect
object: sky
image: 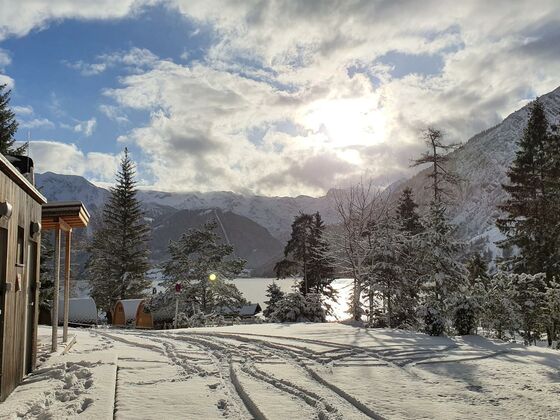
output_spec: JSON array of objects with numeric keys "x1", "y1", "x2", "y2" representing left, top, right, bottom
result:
[{"x1": 1, "y1": 0, "x2": 559, "y2": 197}]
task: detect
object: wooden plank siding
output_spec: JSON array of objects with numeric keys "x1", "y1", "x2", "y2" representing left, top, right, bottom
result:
[{"x1": 0, "y1": 156, "x2": 45, "y2": 402}]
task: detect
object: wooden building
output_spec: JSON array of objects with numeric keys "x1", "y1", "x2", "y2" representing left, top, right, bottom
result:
[
  {"x1": 113, "y1": 299, "x2": 153, "y2": 329},
  {"x1": 41, "y1": 201, "x2": 90, "y2": 350},
  {"x1": 0, "y1": 154, "x2": 46, "y2": 401}
]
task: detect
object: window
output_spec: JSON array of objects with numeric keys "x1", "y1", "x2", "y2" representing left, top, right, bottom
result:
[{"x1": 17, "y1": 226, "x2": 24, "y2": 266}]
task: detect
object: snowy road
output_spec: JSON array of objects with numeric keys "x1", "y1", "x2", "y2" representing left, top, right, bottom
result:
[{"x1": 1, "y1": 324, "x2": 560, "y2": 419}]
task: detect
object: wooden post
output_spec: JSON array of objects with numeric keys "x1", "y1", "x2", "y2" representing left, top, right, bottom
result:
[
  {"x1": 62, "y1": 229, "x2": 72, "y2": 343},
  {"x1": 51, "y1": 227, "x2": 61, "y2": 352}
]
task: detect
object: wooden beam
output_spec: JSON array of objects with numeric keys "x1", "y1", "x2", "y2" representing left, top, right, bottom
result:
[
  {"x1": 51, "y1": 228, "x2": 61, "y2": 352},
  {"x1": 62, "y1": 229, "x2": 72, "y2": 343},
  {"x1": 58, "y1": 218, "x2": 72, "y2": 233}
]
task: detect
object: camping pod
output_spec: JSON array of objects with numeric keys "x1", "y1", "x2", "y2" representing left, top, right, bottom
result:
[
  {"x1": 112, "y1": 298, "x2": 153, "y2": 329},
  {"x1": 57, "y1": 297, "x2": 97, "y2": 326}
]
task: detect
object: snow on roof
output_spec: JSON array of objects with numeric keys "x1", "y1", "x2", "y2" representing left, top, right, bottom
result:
[
  {"x1": 118, "y1": 299, "x2": 145, "y2": 322},
  {"x1": 216, "y1": 303, "x2": 262, "y2": 317},
  {"x1": 58, "y1": 297, "x2": 97, "y2": 325},
  {"x1": 239, "y1": 303, "x2": 262, "y2": 316}
]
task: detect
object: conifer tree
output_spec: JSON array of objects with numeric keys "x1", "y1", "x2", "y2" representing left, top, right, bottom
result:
[
  {"x1": 396, "y1": 187, "x2": 422, "y2": 235},
  {"x1": 0, "y1": 84, "x2": 27, "y2": 155},
  {"x1": 159, "y1": 220, "x2": 246, "y2": 314},
  {"x1": 466, "y1": 252, "x2": 490, "y2": 287},
  {"x1": 263, "y1": 282, "x2": 285, "y2": 319},
  {"x1": 497, "y1": 99, "x2": 559, "y2": 281},
  {"x1": 412, "y1": 127, "x2": 466, "y2": 334},
  {"x1": 275, "y1": 212, "x2": 335, "y2": 299},
  {"x1": 87, "y1": 149, "x2": 151, "y2": 313}
]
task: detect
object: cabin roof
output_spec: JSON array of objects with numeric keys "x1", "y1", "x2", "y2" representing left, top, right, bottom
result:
[
  {"x1": 57, "y1": 297, "x2": 97, "y2": 324},
  {"x1": 117, "y1": 299, "x2": 145, "y2": 322},
  {"x1": 42, "y1": 201, "x2": 90, "y2": 230},
  {"x1": 0, "y1": 154, "x2": 46, "y2": 204},
  {"x1": 239, "y1": 303, "x2": 262, "y2": 316}
]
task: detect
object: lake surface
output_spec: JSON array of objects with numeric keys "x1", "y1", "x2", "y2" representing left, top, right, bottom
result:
[{"x1": 232, "y1": 277, "x2": 355, "y2": 321}]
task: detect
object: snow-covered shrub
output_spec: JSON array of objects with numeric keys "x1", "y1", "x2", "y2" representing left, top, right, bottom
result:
[
  {"x1": 420, "y1": 303, "x2": 445, "y2": 336},
  {"x1": 270, "y1": 292, "x2": 326, "y2": 323},
  {"x1": 479, "y1": 272, "x2": 519, "y2": 339},
  {"x1": 452, "y1": 290, "x2": 479, "y2": 335}
]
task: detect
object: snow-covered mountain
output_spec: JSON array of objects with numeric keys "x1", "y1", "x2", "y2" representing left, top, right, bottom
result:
[
  {"x1": 35, "y1": 85, "x2": 560, "y2": 263},
  {"x1": 387, "y1": 85, "x2": 560, "y2": 256},
  {"x1": 35, "y1": 173, "x2": 336, "y2": 240}
]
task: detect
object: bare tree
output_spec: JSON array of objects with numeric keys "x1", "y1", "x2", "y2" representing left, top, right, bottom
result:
[
  {"x1": 331, "y1": 180, "x2": 389, "y2": 322},
  {"x1": 411, "y1": 127, "x2": 461, "y2": 204}
]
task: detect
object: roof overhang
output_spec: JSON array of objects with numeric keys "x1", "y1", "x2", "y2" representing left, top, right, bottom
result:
[
  {"x1": 0, "y1": 154, "x2": 46, "y2": 204},
  {"x1": 42, "y1": 201, "x2": 90, "y2": 231}
]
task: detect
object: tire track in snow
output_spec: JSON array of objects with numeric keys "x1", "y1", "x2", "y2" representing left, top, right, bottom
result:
[{"x1": 171, "y1": 332, "x2": 383, "y2": 419}]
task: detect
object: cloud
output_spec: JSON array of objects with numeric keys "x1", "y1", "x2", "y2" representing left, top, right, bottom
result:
[
  {"x1": 0, "y1": 0, "x2": 148, "y2": 41},
  {"x1": 0, "y1": 74, "x2": 14, "y2": 88},
  {"x1": 73, "y1": 118, "x2": 97, "y2": 136},
  {"x1": 99, "y1": 104, "x2": 129, "y2": 124},
  {"x1": 64, "y1": 47, "x2": 159, "y2": 76},
  {"x1": 19, "y1": 118, "x2": 55, "y2": 129},
  {"x1": 0, "y1": 48, "x2": 10, "y2": 69},
  {"x1": 12, "y1": 105, "x2": 34, "y2": 115},
  {"x1": 5, "y1": 1, "x2": 560, "y2": 196},
  {"x1": 27, "y1": 140, "x2": 119, "y2": 182}
]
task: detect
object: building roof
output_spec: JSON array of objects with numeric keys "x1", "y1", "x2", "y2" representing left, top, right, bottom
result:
[
  {"x1": 117, "y1": 299, "x2": 146, "y2": 323},
  {"x1": 239, "y1": 303, "x2": 262, "y2": 316},
  {"x1": 57, "y1": 297, "x2": 98, "y2": 325},
  {"x1": 0, "y1": 154, "x2": 46, "y2": 204},
  {"x1": 42, "y1": 201, "x2": 90, "y2": 230},
  {"x1": 217, "y1": 303, "x2": 262, "y2": 317}
]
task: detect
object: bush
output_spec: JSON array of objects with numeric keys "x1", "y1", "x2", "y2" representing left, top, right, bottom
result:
[
  {"x1": 453, "y1": 298, "x2": 477, "y2": 335},
  {"x1": 452, "y1": 289, "x2": 479, "y2": 335},
  {"x1": 270, "y1": 292, "x2": 326, "y2": 323},
  {"x1": 421, "y1": 304, "x2": 445, "y2": 336}
]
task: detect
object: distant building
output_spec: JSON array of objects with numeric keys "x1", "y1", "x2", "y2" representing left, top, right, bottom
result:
[{"x1": 0, "y1": 154, "x2": 46, "y2": 401}]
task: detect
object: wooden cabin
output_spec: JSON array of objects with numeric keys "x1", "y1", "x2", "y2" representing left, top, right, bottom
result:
[
  {"x1": 112, "y1": 299, "x2": 153, "y2": 329},
  {"x1": 0, "y1": 154, "x2": 46, "y2": 401}
]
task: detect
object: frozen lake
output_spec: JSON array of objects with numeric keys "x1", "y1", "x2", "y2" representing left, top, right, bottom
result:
[{"x1": 232, "y1": 277, "x2": 355, "y2": 321}]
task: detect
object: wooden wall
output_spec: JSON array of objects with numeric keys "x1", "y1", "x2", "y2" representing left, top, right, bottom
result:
[{"x1": 0, "y1": 169, "x2": 42, "y2": 401}]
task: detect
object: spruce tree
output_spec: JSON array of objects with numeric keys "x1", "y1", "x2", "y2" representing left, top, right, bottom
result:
[
  {"x1": 0, "y1": 84, "x2": 27, "y2": 155},
  {"x1": 412, "y1": 127, "x2": 466, "y2": 334},
  {"x1": 159, "y1": 220, "x2": 246, "y2": 314},
  {"x1": 87, "y1": 149, "x2": 151, "y2": 313},
  {"x1": 263, "y1": 282, "x2": 285, "y2": 319},
  {"x1": 497, "y1": 99, "x2": 559, "y2": 280},
  {"x1": 275, "y1": 212, "x2": 336, "y2": 299},
  {"x1": 466, "y1": 252, "x2": 490, "y2": 287},
  {"x1": 396, "y1": 187, "x2": 422, "y2": 235}
]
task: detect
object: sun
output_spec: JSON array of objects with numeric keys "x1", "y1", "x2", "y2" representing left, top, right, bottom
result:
[{"x1": 300, "y1": 96, "x2": 387, "y2": 153}]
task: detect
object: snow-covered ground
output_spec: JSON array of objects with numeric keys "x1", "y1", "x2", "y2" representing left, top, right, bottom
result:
[{"x1": 1, "y1": 324, "x2": 559, "y2": 419}]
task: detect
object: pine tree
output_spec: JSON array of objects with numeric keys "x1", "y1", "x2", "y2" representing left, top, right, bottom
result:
[
  {"x1": 275, "y1": 212, "x2": 335, "y2": 299},
  {"x1": 509, "y1": 273, "x2": 546, "y2": 344},
  {"x1": 159, "y1": 220, "x2": 246, "y2": 314},
  {"x1": 466, "y1": 252, "x2": 490, "y2": 287},
  {"x1": 543, "y1": 279, "x2": 560, "y2": 347},
  {"x1": 87, "y1": 149, "x2": 151, "y2": 312},
  {"x1": 396, "y1": 187, "x2": 422, "y2": 235},
  {"x1": 497, "y1": 99, "x2": 558, "y2": 280},
  {"x1": 263, "y1": 282, "x2": 285, "y2": 319},
  {"x1": 0, "y1": 84, "x2": 27, "y2": 155},
  {"x1": 412, "y1": 127, "x2": 466, "y2": 334}
]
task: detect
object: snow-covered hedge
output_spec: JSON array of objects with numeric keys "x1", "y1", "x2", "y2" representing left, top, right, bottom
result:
[{"x1": 270, "y1": 292, "x2": 326, "y2": 323}]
